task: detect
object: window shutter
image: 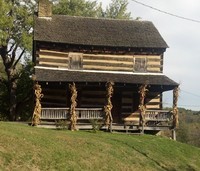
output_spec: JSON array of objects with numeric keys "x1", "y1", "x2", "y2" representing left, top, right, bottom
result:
[
  {"x1": 68, "y1": 53, "x2": 83, "y2": 70},
  {"x1": 134, "y1": 57, "x2": 147, "y2": 72}
]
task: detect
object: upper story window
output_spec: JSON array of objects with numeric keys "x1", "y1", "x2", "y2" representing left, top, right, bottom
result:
[
  {"x1": 68, "y1": 53, "x2": 83, "y2": 70},
  {"x1": 134, "y1": 57, "x2": 147, "y2": 72}
]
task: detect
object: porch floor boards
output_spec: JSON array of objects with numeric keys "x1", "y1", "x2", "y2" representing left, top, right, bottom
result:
[{"x1": 38, "y1": 121, "x2": 171, "y2": 132}]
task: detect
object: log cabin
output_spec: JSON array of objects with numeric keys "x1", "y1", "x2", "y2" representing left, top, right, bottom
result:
[{"x1": 32, "y1": 0, "x2": 179, "y2": 134}]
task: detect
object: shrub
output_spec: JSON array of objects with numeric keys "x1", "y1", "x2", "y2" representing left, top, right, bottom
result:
[
  {"x1": 90, "y1": 119, "x2": 103, "y2": 133},
  {"x1": 55, "y1": 120, "x2": 69, "y2": 130}
]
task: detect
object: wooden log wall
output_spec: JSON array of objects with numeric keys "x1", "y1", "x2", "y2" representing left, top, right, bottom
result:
[
  {"x1": 38, "y1": 49, "x2": 69, "y2": 68},
  {"x1": 121, "y1": 91, "x2": 134, "y2": 114},
  {"x1": 145, "y1": 92, "x2": 162, "y2": 110},
  {"x1": 37, "y1": 49, "x2": 163, "y2": 73},
  {"x1": 40, "y1": 85, "x2": 107, "y2": 109},
  {"x1": 121, "y1": 91, "x2": 162, "y2": 115},
  {"x1": 82, "y1": 54, "x2": 133, "y2": 72},
  {"x1": 80, "y1": 89, "x2": 106, "y2": 108},
  {"x1": 41, "y1": 86, "x2": 67, "y2": 107}
]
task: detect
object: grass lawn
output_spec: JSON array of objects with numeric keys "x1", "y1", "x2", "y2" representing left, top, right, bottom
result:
[{"x1": 0, "y1": 122, "x2": 200, "y2": 171}]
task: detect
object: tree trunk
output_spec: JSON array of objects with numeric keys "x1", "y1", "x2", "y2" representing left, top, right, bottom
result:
[
  {"x1": 1, "y1": 46, "x2": 18, "y2": 121},
  {"x1": 8, "y1": 80, "x2": 17, "y2": 121}
]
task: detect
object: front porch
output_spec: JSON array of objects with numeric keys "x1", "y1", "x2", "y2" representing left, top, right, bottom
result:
[
  {"x1": 31, "y1": 74, "x2": 179, "y2": 133},
  {"x1": 40, "y1": 107, "x2": 174, "y2": 132}
]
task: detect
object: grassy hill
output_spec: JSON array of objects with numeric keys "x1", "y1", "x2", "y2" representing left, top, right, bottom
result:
[{"x1": 0, "y1": 122, "x2": 200, "y2": 171}]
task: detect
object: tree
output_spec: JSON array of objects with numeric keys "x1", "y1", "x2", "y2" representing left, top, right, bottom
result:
[
  {"x1": 0, "y1": 0, "x2": 34, "y2": 120},
  {"x1": 0, "y1": 59, "x2": 6, "y2": 79},
  {"x1": 53, "y1": 0, "x2": 102, "y2": 17},
  {"x1": 53, "y1": 0, "x2": 131, "y2": 19},
  {"x1": 104, "y1": 0, "x2": 131, "y2": 19},
  {"x1": 15, "y1": 58, "x2": 34, "y2": 121}
]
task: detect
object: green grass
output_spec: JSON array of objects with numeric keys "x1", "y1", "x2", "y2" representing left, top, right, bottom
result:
[{"x1": 0, "y1": 122, "x2": 200, "y2": 171}]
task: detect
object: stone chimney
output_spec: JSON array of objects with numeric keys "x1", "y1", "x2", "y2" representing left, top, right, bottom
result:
[{"x1": 38, "y1": 0, "x2": 52, "y2": 18}]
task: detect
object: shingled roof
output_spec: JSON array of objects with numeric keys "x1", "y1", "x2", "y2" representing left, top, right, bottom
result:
[{"x1": 34, "y1": 15, "x2": 168, "y2": 48}]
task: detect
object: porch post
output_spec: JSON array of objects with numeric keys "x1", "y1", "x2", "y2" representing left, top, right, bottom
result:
[
  {"x1": 104, "y1": 82, "x2": 114, "y2": 132},
  {"x1": 172, "y1": 129, "x2": 176, "y2": 141},
  {"x1": 138, "y1": 84, "x2": 148, "y2": 134},
  {"x1": 172, "y1": 86, "x2": 179, "y2": 139},
  {"x1": 31, "y1": 82, "x2": 44, "y2": 126},
  {"x1": 69, "y1": 82, "x2": 78, "y2": 131}
]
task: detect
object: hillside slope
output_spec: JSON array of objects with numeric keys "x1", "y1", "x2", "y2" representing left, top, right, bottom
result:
[{"x1": 0, "y1": 122, "x2": 200, "y2": 171}]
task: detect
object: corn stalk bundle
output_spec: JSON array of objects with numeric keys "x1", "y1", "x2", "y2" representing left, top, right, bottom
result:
[
  {"x1": 69, "y1": 82, "x2": 78, "y2": 131},
  {"x1": 104, "y1": 82, "x2": 114, "y2": 127},
  {"x1": 173, "y1": 86, "x2": 179, "y2": 128},
  {"x1": 138, "y1": 84, "x2": 148, "y2": 128},
  {"x1": 32, "y1": 82, "x2": 44, "y2": 126}
]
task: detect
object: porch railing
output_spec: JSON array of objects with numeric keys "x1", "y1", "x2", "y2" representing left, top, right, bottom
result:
[
  {"x1": 76, "y1": 108, "x2": 104, "y2": 119},
  {"x1": 145, "y1": 110, "x2": 172, "y2": 121},
  {"x1": 41, "y1": 108, "x2": 69, "y2": 120},
  {"x1": 41, "y1": 108, "x2": 172, "y2": 123},
  {"x1": 41, "y1": 108, "x2": 104, "y2": 120}
]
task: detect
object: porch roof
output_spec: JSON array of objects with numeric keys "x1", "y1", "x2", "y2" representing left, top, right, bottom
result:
[{"x1": 35, "y1": 67, "x2": 178, "y2": 90}]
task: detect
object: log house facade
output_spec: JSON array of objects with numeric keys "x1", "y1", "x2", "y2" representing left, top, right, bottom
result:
[{"x1": 32, "y1": 0, "x2": 179, "y2": 133}]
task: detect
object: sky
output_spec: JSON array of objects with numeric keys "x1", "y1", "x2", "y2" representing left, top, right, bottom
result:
[{"x1": 98, "y1": 0, "x2": 200, "y2": 110}]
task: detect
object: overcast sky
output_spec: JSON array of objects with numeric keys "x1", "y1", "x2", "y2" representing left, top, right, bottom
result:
[{"x1": 98, "y1": 0, "x2": 200, "y2": 110}]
